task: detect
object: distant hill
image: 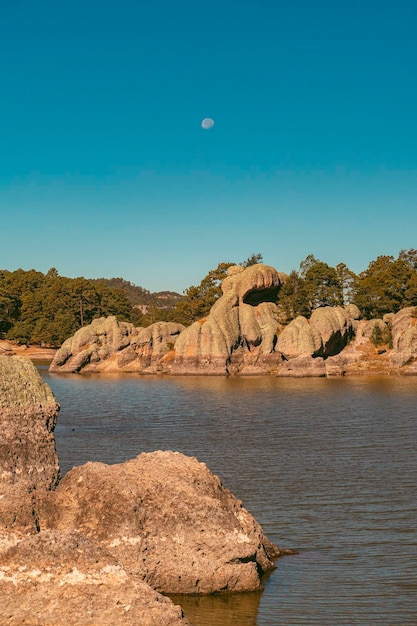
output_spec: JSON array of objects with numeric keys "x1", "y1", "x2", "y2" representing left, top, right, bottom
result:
[{"x1": 94, "y1": 278, "x2": 183, "y2": 314}]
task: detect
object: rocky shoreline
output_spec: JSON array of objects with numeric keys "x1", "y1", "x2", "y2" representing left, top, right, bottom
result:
[
  {"x1": 0, "y1": 340, "x2": 56, "y2": 362},
  {"x1": 0, "y1": 355, "x2": 291, "y2": 625},
  {"x1": 47, "y1": 264, "x2": 417, "y2": 377}
]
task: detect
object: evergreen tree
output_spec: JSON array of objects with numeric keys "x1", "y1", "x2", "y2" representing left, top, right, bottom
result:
[
  {"x1": 352, "y1": 255, "x2": 417, "y2": 318},
  {"x1": 172, "y1": 262, "x2": 233, "y2": 326}
]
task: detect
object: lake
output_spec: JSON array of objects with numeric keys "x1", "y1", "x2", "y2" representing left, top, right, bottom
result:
[{"x1": 40, "y1": 367, "x2": 417, "y2": 626}]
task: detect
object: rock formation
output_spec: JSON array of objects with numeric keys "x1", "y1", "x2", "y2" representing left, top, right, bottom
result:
[
  {"x1": 46, "y1": 263, "x2": 417, "y2": 377},
  {"x1": 49, "y1": 316, "x2": 184, "y2": 374},
  {"x1": 277, "y1": 306, "x2": 355, "y2": 360},
  {"x1": 172, "y1": 264, "x2": 286, "y2": 374},
  {"x1": 0, "y1": 356, "x2": 60, "y2": 537},
  {"x1": 0, "y1": 530, "x2": 190, "y2": 626},
  {"x1": 389, "y1": 307, "x2": 417, "y2": 373},
  {"x1": 0, "y1": 341, "x2": 15, "y2": 356},
  {"x1": 41, "y1": 450, "x2": 281, "y2": 594},
  {"x1": 391, "y1": 307, "x2": 417, "y2": 353},
  {"x1": 0, "y1": 355, "x2": 286, "y2": 623}
]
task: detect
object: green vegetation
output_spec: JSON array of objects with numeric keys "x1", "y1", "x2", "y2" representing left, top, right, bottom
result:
[
  {"x1": 278, "y1": 249, "x2": 417, "y2": 323},
  {"x1": 370, "y1": 324, "x2": 392, "y2": 348},
  {"x1": 171, "y1": 262, "x2": 234, "y2": 326},
  {"x1": 2, "y1": 249, "x2": 417, "y2": 347},
  {"x1": 0, "y1": 269, "x2": 132, "y2": 346}
]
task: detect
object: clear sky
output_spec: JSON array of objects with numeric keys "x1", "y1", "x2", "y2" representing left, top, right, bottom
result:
[{"x1": 1, "y1": 0, "x2": 416, "y2": 293}]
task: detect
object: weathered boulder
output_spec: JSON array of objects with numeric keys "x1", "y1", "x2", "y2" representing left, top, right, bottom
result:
[
  {"x1": 49, "y1": 317, "x2": 185, "y2": 373},
  {"x1": 277, "y1": 306, "x2": 355, "y2": 361},
  {"x1": 344, "y1": 303, "x2": 361, "y2": 320},
  {"x1": 277, "y1": 355, "x2": 326, "y2": 377},
  {"x1": 310, "y1": 306, "x2": 354, "y2": 356},
  {"x1": 0, "y1": 530, "x2": 191, "y2": 626},
  {"x1": 391, "y1": 307, "x2": 417, "y2": 353},
  {"x1": 50, "y1": 316, "x2": 137, "y2": 372},
  {"x1": 173, "y1": 264, "x2": 285, "y2": 374},
  {"x1": 0, "y1": 341, "x2": 15, "y2": 355},
  {"x1": 359, "y1": 318, "x2": 390, "y2": 341},
  {"x1": 276, "y1": 316, "x2": 323, "y2": 359},
  {"x1": 0, "y1": 356, "x2": 60, "y2": 536},
  {"x1": 41, "y1": 450, "x2": 281, "y2": 594},
  {"x1": 325, "y1": 319, "x2": 393, "y2": 376}
]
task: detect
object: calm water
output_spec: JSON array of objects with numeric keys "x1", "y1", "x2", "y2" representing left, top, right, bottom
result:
[{"x1": 40, "y1": 368, "x2": 417, "y2": 626}]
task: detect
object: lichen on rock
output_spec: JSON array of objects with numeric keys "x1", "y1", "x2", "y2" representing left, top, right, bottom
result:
[{"x1": 41, "y1": 450, "x2": 281, "y2": 595}]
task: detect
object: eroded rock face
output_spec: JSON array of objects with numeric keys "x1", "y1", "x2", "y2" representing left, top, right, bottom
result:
[
  {"x1": 0, "y1": 356, "x2": 60, "y2": 536},
  {"x1": 49, "y1": 316, "x2": 185, "y2": 374},
  {"x1": 276, "y1": 316, "x2": 323, "y2": 359},
  {"x1": 41, "y1": 450, "x2": 280, "y2": 594},
  {"x1": 173, "y1": 264, "x2": 285, "y2": 374},
  {"x1": 391, "y1": 307, "x2": 417, "y2": 353},
  {"x1": 277, "y1": 355, "x2": 326, "y2": 377},
  {"x1": 359, "y1": 318, "x2": 389, "y2": 340},
  {"x1": 277, "y1": 306, "x2": 355, "y2": 361},
  {"x1": 0, "y1": 530, "x2": 190, "y2": 626}
]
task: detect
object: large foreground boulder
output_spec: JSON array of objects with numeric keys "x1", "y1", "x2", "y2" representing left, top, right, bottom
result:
[
  {"x1": 0, "y1": 356, "x2": 60, "y2": 536},
  {"x1": 41, "y1": 450, "x2": 281, "y2": 594},
  {"x1": 0, "y1": 530, "x2": 190, "y2": 626}
]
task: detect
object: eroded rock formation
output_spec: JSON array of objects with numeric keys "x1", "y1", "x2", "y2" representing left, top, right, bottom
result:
[
  {"x1": 0, "y1": 355, "x2": 285, "y2": 623},
  {"x1": 0, "y1": 356, "x2": 60, "y2": 537},
  {"x1": 41, "y1": 450, "x2": 281, "y2": 594},
  {"x1": 0, "y1": 530, "x2": 190, "y2": 626},
  {"x1": 172, "y1": 264, "x2": 286, "y2": 374},
  {"x1": 47, "y1": 265, "x2": 417, "y2": 377},
  {"x1": 277, "y1": 306, "x2": 355, "y2": 360},
  {"x1": 50, "y1": 316, "x2": 184, "y2": 373}
]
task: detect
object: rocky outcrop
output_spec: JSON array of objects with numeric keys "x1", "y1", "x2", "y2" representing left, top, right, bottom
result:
[
  {"x1": 0, "y1": 341, "x2": 15, "y2": 356},
  {"x1": 359, "y1": 318, "x2": 389, "y2": 340},
  {"x1": 41, "y1": 450, "x2": 281, "y2": 594},
  {"x1": 388, "y1": 307, "x2": 417, "y2": 373},
  {"x1": 46, "y1": 261, "x2": 417, "y2": 378},
  {"x1": 277, "y1": 355, "x2": 326, "y2": 377},
  {"x1": 172, "y1": 264, "x2": 285, "y2": 374},
  {"x1": 0, "y1": 530, "x2": 190, "y2": 626},
  {"x1": 276, "y1": 316, "x2": 323, "y2": 359},
  {"x1": 0, "y1": 355, "x2": 286, "y2": 623},
  {"x1": 277, "y1": 306, "x2": 355, "y2": 361},
  {"x1": 49, "y1": 316, "x2": 184, "y2": 374},
  {"x1": 0, "y1": 356, "x2": 60, "y2": 536},
  {"x1": 391, "y1": 307, "x2": 417, "y2": 352}
]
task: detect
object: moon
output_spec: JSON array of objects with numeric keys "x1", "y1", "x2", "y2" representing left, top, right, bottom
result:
[{"x1": 201, "y1": 117, "x2": 215, "y2": 130}]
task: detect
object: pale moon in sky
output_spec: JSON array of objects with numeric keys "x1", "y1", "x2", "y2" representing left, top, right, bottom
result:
[{"x1": 201, "y1": 117, "x2": 215, "y2": 129}]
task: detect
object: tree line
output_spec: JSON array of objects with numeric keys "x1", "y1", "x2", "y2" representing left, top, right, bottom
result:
[
  {"x1": 167, "y1": 249, "x2": 417, "y2": 327},
  {"x1": 0, "y1": 269, "x2": 132, "y2": 346},
  {"x1": 1, "y1": 250, "x2": 417, "y2": 346}
]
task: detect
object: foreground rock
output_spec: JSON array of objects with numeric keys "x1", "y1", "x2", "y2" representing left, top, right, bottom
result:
[
  {"x1": 41, "y1": 450, "x2": 281, "y2": 594},
  {"x1": 49, "y1": 316, "x2": 184, "y2": 373},
  {"x1": 0, "y1": 530, "x2": 190, "y2": 626},
  {"x1": 0, "y1": 356, "x2": 60, "y2": 537},
  {"x1": 2, "y1": 356, "x2": 276, "y2": 623}
]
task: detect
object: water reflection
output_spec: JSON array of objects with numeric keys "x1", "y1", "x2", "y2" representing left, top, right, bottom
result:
[{"x1": 169, "y1": 590, "x2": 262, "y2": 626}]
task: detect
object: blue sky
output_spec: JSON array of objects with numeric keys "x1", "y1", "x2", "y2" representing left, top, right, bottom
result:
[{"x1": 1, "y1": 0, "x2": 416, "y2": 292}]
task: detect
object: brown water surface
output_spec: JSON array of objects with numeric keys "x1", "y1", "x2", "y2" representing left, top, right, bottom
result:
[{"x1": 41, "y1": 369, "x2": 417, "y2": 625}]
